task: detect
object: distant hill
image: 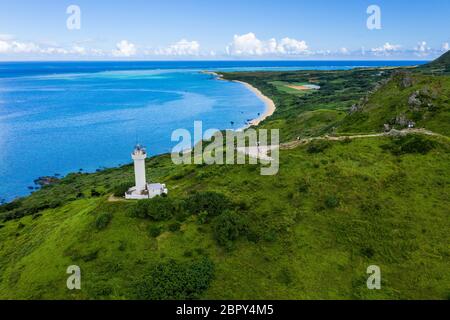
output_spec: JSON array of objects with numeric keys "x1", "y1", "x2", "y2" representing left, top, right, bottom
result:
[{"x1": 420, "y1": 51, "x2": 450, "y2": 74}]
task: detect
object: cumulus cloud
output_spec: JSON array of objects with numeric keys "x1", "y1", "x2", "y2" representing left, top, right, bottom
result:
[
  {"x1": 226, "y1": 32, "x2": 308, "y2": 56},
  {"x1": 226, "y1": 33, "x2": 262, "y2": 55},
  {"x1": 72, "y1": 45, "x2": 86, "y2": 55},
  {"x1": 0, "y1": 36, "x2": 109, "y2": 57},
  {"x1": 371, "y1": 42, "x2": 401, "y2": 56},
  {"x1": 339, "y1": 47, "x2": 349, "y2": 55},
  {"x1": 154, "y1": 39, "x2": 200, "y2": 56},
  {"x1": 442, "y1": 42, "x2": 449, "y2": 52},
  {"x1": 277, "y1": 38, "x2": 309, "y2": 54},
  {"x1": 414, "y1": 41, "x2": 431, "y2": 56},
  {"x1": 0, "y1": 39, "x2": 41, "y2": 54},
  {"x1": 0, "y1": 40, "x2": 11, "y2": 53},
  {"x1": 112, "y1": 40, "x2": 137, "y2": 57}
]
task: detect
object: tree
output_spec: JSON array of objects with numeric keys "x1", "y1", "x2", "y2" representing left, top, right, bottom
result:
[
  {"x1": 185, "y1": 192, "x2": 232, "y2": 220},
  {"x1": 213, "y1": 211, "x2": 246, "y2": 250},
  {"x1": 135, "y1": 257, "x2": 215, "y2": 300}
]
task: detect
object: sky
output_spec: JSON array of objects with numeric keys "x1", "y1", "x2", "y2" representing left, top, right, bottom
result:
[{"x1": 0, "y1": 0, "x2": 449, "y2": 61}]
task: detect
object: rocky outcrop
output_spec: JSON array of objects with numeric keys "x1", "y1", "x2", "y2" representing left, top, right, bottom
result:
[
  {"x1": 34, "y1": 176, "x2": 60, "y2": 187},
  {"x1": 386, "y1": 129, "x2": 408, "y2": 137},
  {"x1": 408, "y1": 88, "x2": 436, "y2": 112},
  {"x1": 392, "y1": 71, "x2": 416, "y2": 89},
  {"x1": 408, "y1": 91, "x2": 422, "y2": 110},
  {"x1": 393, "y1": 114, "x2": 415, "y2": 129},
  {"x1": 349, "y1": 104, "x2": 361, "y2": 113}
]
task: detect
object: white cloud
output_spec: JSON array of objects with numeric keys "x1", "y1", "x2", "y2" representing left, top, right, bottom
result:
[
  {"x1": 339, "y1": 47, "x2": 349, "y2": 55},
  {"x1": 0, "y1": 39, "x2": 41, "y2": 54},
  {"x1": 12, "y1": 41, "x2": 40, "y2": 53},
  {"x1": 414, "y1": 41, "x2": 431, "y2": 56},
  {"x1": 371, "y1": 42, "x2": 401, "y2": 56},
  {"x1": 0, "y1": 40, "x2": 12, "y2": 53},
  {"x1": 0, "y1": 37, "x2": 109, "y2": 58},
  {"x1": 90, "y1": 48, "x2": 105, "y2": 56},
  {"x1": 226, "y1": 33, "x2": 266, "y2": 55},
  {"x1": 277, "y1": 38, "x2": 308, "y2": 54},
  {"x1": 112, "y1": 40, "x2": 137, "y2": 57},
  {"x1": 226, "y1": 32, "x2": 308, "y2": 56},
  {"x1": 154, "y1": 39, "x2": 200, "y2": 56},
  {"x1": 442, "y1": 42, "x2": 449, "y2": 52},
  {"x1": 40, "y1": 47, "x2": 68, "y2": 55},
  {"x1": 72, "y1": 45, "x2": 86, "y2": 55}
]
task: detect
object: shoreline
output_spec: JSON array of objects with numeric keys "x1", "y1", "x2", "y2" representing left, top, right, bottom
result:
[
  {"x1": 3, "y1": 71, "x2": 275, "y2": 203},
  {"x1": 204, "y1": 71, "x2": 276, "y2": 128}
]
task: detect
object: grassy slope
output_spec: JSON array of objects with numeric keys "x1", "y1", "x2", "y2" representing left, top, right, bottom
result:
[
  {"x1": 221, "y1": 68, "x2": 389, "y2": 141},
  {"x1": 1, "y1": 137, "x2": 449, "y2": 299},
  {"x1": 1, "y1": 63, "x2": 450, "y2": 300},
  {"x1": 338, "y1": 73, "x2": 450, "y2": 135},
  {"x1": 419, "y1": 50, "x2": 450, "y2": 75}
]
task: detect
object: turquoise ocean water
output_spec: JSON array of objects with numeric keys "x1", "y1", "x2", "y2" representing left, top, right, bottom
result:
[{"x1": 0, "y1": 61, "x2": 426, "y2": 201}]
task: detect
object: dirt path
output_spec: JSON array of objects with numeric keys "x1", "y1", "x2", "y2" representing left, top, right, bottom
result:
[
  {"x1": 108, "y1": 194, "x2": 127, "y2": 202},
  {"x1": 280, "y1": 128, "x2": 444, "y2": 150},
  {"x1": 237, "y1": 128, "x2": 446, "y2": 160}
]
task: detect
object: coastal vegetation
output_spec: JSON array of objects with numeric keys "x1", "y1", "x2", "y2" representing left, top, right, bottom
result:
[{"x1": 0, "y1": 52, "x2": 449, "y2": 300}]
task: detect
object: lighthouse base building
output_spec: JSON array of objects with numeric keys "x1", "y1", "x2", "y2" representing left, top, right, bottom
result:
[{"x1": 125, "y1": 145, "x2": 168, "y2": 200}]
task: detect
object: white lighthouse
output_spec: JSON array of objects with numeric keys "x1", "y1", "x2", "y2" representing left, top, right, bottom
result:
[
  {"x1": 125, "y1": 145, "x2": 168, "y2": 200},
  {"x1": 132, "y1": 145, "x2": 147, "y2": 193}
]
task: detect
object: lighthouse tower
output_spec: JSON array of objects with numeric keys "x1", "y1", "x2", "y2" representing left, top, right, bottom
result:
[
  {"x1": 125, "y1": 144, "x2": 168, "y2": 200},
  {"x1": 132, "y1": 145, "x2": 147, "y2": 193}
]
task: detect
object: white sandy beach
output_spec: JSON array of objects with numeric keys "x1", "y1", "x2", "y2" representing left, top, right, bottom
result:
[
  {"x1": 233, "y1": 80, "x2": 276, "y2": 127},
  {"x1": 205, "y1": 71, "x2": 276, "y2": 127}
]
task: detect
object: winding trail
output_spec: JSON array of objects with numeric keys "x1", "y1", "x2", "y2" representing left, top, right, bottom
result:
[
  {"x1": 280, "y1": 128, "x2": 445, "y2": 150},
  {"x1": 237, "y1": 128, "x2": 447, "y2": 161}
]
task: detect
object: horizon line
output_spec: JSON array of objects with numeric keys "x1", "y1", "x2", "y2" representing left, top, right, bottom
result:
[{"x1": 0, "y1": 59, "x2": 432, "y2": 63}]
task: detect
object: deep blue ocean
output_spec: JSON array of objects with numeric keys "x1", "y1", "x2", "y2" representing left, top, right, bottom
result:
[{"x1": 0, "y1": 60, "x2": 426, "y2": 201}]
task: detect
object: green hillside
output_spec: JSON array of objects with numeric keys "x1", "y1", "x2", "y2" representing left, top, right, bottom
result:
[
  {"x1": 1, "y1": 53, "x2": 450, "y2": 300},
  {"x1": 420, "y1": 50, "x2": 450, "y2": 74},
  {"x1": 338, "y1": 71, "x2": 450, "y2": 135}
]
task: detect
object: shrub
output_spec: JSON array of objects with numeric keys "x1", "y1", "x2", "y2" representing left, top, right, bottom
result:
[
  {"x1": 88, "y1": 282, "x2": 113, "y2": 299},
  {"x1": 185, "y1": 192, "x2": 232, "y2": 220},
  {"x1": 76, "y1": 192, "x2": 85, "y2": 199},
  {"x1": 135, "y1": 257, "x2": 215, "y2": 300},
  {"x1": 0, "y1": 200, "x2": 22, "y2": 213},
  {"x1": 132, "y1": 200, "x2": 150, "y2": 218},
  {"x1": 307, "y1": 140, "x2": 332, "y2": 154},
  {"x1": 183, "y1": 250, "x2": 193, "y2": 257},
  {"x1": 297, "y1": 178, "x2": 310, "y2": 193},
  {"x1": 91, "y1": 189, "x2": 101, "y2": 197},
  {"x1": 112, "y1": 182, "x2": 133, "y2": 197},
  {"x1": 213, "y1": 211, "x2": 246, "y2": 249},
  {"x1": 324, "y1": 195, "x2": 340, "y2": 209},
  {"x1": 146, "y1": 197, "x2": 179, "y2": 221},
  {"x1": 95, "y1": 212, "x2": 113, "y2": 230},
  {"x1": 197, "y1": 211, "x2": 209, "y2": 224},
  {"x1": 132, "y1": 197, "x2": 184, "y2": 221},
  {"x1": 148, "y1": 224, "x2": 163, "y2": 238},
  {"x1": 168, "y1": 222, "x2": 181, "y2": 232},
  {"x1": 382, "y1": 135, "x2": 436, "y2": 156}
]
